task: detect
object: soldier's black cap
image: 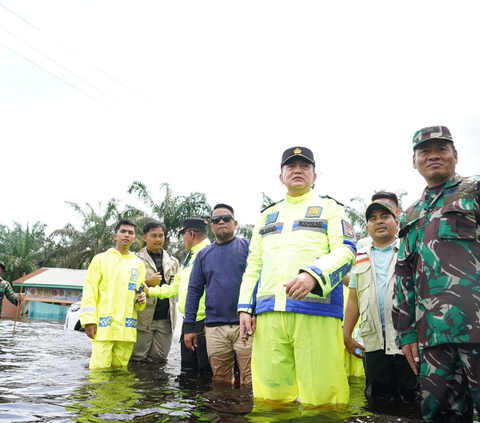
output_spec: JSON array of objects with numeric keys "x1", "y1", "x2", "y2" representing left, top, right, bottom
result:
[
  {"x1": 281, "y1": 146, "x2": 315, "y2": 168},
  {"x1": 179, "y1": 218, "x2": 209, "y2": 234},
  {"x1": 365, "y1": 200, "x2": 396, "y2": 222},
  {"x1": 0, "y1": 261, "x2": 5, "y2": 272},
  {"x1": 412, "y1": 126, "x2": 453, "y2": 150}
]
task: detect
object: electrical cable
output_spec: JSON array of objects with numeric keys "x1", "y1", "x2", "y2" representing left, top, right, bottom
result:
[{"x1": 0, "y1": 2, "x2": 150, "y2": 102}]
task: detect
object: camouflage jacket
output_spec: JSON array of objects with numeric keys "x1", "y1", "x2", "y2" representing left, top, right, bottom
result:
[
  {"x1": 393, "y1": 173, "x2": 480, "y2": 350},
  {"x1": 0, "y1": 278, "x2": 19, "y2": 313}
]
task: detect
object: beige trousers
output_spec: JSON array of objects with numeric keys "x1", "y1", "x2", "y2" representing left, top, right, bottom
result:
[{"x1": 205, "y1": 324, "x2": 253, "y2": 385}]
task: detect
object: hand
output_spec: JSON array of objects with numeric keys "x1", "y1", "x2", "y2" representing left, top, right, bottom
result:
[
  {"x1": 284, "y1": 272, "x2": 317, "y2": 300},
  {"x1": 184, "y1": 333, "x2": 197, "y2": 351},
  {"x1": 142, "y1": 285, "x2": 149, "y2": 296},
  {"x1": 16, "y1": 293, "x2": 24, "y2": 302},
  {"x1": 85, "y1": 323, "x2": 97, "y2": 339},
  {"x1": 146, "y1": 272, "x2": 162, "y2": 287},
  {"x1": 344, "y1": 336, "x2": 364, "y2": 358},
  {"x1": 402, "y1": 342, "x2": 420, "y2": 375},
  {"x1": 136, "y1": 292, "x2": 146, "y2": 304},
  {"x1": 239, "y1": 312, "x2": 254, "y2": 346}
]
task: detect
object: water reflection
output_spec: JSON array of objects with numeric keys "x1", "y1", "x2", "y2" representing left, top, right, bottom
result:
[{"x1": 0, "y1": 318, "x2": 429, "y2": 422}]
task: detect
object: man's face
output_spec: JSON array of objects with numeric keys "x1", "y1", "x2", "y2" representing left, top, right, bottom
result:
[
  {"x1": 182, "y1": 228, "x2": 195, "y2": 250},
  {"x1": 114, "y1": 225, "x2": 137, "y2": 249},
  {"x1": 413, "y1": 140, "x2": 458, "y2": 187},
  {"x1": 279, "y1": 158, "x2": 317, "y2": 197},
  {"x1": 143, "y1": 227, "x2": 165, "y2": 254},
  {"x1": 366, "y1": 209, "x2": 398, "y2": 243},
  {"x1": 210, "y1": 207, "x2": 237, "y2": 242},
  {"x1": 0, "y1": 268, "x2": 3, "y2": 277}
]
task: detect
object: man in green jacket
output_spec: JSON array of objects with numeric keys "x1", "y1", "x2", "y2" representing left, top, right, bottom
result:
[{"x1": 393, "y1": 126, "x2": 480, "y2": 421}]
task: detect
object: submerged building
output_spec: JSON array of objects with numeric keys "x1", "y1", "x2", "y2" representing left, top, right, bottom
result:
[{"x1": 1, "y1": 268, "x2": 86, "y2": 321}]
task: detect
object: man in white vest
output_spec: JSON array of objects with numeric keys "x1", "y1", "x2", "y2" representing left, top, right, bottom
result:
[{"x1": 344, "y1": 199, "x2": 418, "y2": 403}]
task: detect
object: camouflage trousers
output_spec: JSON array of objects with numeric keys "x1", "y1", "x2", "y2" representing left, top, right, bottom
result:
[{"x1": 419, "y1": 343, "x2": 480, "y2": 422}]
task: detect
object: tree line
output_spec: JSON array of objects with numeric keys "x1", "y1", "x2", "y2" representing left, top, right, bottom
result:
[{"x1": 0, "y1": 181, "x2": 405, "y2": 284}]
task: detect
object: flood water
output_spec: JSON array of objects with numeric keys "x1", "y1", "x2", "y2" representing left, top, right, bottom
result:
[{"x1": 0, "y1": 317, "x2": 430, "y2": 422}]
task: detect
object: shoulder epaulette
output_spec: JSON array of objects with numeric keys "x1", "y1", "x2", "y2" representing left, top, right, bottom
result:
[
  {"x1": 261, "y1": 199, "x2": 284, "y2": 213},
  {"x1": 319, "y1": 194, "x2": 344, "y2": 207}
]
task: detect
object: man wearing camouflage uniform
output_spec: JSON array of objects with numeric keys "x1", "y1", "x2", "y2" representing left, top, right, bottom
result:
[
  {"x1": 0, "y1": 260, "x2": 24, "y2": 316},
  {"x1": 393, "y1": 126, "x2": 480, "y2": 421}
]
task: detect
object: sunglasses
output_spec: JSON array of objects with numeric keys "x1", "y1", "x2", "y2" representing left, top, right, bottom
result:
[{"x1": 211, "y1": 215, "x2": 234, "y2": 225}]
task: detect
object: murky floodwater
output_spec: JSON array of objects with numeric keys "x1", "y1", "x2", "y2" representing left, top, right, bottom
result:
[{"x1": 0, "y1": 318, "x2": 429, "y2": 422}]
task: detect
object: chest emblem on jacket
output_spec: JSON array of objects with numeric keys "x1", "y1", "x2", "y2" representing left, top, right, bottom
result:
[
  {"x1": 130, "y1": 268, "x2": 139, "y2": 282},
  {"x1": 265, "y1": 211, "x2": 279, "y2": 225},
  {"x1": 305, "y1": 206, "x2": 322, "y2": 218}
]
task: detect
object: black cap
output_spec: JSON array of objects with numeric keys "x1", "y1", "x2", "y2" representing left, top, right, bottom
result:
[
  {"x1": 179, "y1": 218, "x2": 209, "y2": 234},
  {"x1": 281, "y1": 146, "x2": 315, "y2": 168},
  {"x1": 0, "y1": 261, "x2": 5, "y2": 272},
  {"x1": 365, "y1": 200, "x2": 396, "y2": 222}
]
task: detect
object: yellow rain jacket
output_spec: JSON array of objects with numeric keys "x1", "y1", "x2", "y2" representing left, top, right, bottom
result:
[
  {"x1": 148, "y1": 238, "x2": 210, "y2": 320},
  {"x1": 80, "y1": 248, "x2": 146, "y2": 342},
  {"x1": 238, "y1": 190, "x2": 356, "y2": 317}
]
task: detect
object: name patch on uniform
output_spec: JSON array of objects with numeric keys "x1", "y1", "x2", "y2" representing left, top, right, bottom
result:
[
  {"x1": 298, "y1": 220, "x2": 324, "y2": 228},
  {"x1": 265, "y1": 211, "x2": 279, "y2": 225},
  {"x1": 342, "y1": 220, "x2": 356, "y2": 241},
  {"x1": 130, "y1": 268, "x2": 139, "y2": 282},
  {"x1": 305, "y1": 206, "x2": 322, "y2": 218},
  {"x1": 128, "y1": 282, "x2": 137, "y2": 291},
  {"x1": 260, "y1": 225, "x2": 277, "y2": 235}
]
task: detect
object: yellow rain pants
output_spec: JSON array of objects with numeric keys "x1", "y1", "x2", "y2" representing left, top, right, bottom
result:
[
  {"x1": 252, "y1": 311, "x2": 349, "y2": 406},
  {"x1": 90, "y1": 341, "x2": 134, "y2": 369}
]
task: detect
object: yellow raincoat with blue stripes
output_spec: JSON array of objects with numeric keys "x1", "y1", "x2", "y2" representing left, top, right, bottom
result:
[{"x1": 80, "y1": 248, "x2": 146, "y2": 342}]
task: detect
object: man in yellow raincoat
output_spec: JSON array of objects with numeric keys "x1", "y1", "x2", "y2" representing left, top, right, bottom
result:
[
  {"x1": 238, "y1": 146, "x2": 356, "y2": 406},
  {"x1": 80, "y1": 219, "x2": 147, "y2": 369}
]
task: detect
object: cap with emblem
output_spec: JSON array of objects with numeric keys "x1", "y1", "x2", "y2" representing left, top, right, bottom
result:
[
  {"x1": 412, "y1": 126, "x2": 453, "y2": 150},
  {"x1": 0, "y1": 261, "x2": 5, "y2": 272},
  {"x1": 365, "y1": 200, "x2": 396, "y2": 222},
  {"x1": 281, "y1": 146, "x2": 315, "y2": 168},
  {"x1": 179, "y1": 218, "x2": 209, "y2": 234}
]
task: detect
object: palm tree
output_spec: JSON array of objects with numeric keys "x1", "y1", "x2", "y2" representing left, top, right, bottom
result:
[
  {"x1": 48, "y1": 199, "x2": 123, "y2": 269},
  {"x1": 126, "y1": 181, "x2": 212, "y2": 250},
  {"x1": 0, "y1": 221, "x2": 53, "y2": 281}
]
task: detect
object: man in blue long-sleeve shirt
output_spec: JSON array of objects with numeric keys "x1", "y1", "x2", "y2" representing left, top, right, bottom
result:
[{"x1": 183, "y1": 203, "x2": 251, "y2": 385}]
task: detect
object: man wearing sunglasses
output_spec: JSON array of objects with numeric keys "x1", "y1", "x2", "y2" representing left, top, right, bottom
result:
[
  {"x1": 238, "y1": 147, "x2": 357, "y2": 406},
  {"x1": 183, "y1": 204, "x2": 251, "y2": 385}
]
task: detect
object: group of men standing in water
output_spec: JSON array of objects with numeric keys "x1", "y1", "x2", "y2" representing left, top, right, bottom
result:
[{"x1": 77, "y1": 125, "x2": 480, "y2": 422}]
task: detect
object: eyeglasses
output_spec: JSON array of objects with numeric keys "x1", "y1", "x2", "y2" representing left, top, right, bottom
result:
[
  {"x1": 180, "y1": 230, "x2": 197, "y2": 236},
  {"x1": 211, "y1": 215, "x2": 234, "y2": 225}
]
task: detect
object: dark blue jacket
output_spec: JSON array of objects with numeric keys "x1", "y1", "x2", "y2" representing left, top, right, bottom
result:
[{"x1": 183, "y1": 237, "x2": 249, "y2": 333}]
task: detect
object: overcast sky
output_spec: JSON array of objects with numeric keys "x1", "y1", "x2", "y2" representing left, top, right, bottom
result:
[{"x1": 1, "y1": 1, "x2": 479, "y2": 234}]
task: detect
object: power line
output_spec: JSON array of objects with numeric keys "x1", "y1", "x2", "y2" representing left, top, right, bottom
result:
[
  {"x1": 0, "y1": 41, "x2": 119, "y2": 114},
  {"x1": 0, "y1": 2, "x2": 150, "y2": 103},
  {"x1": 0, "y1": 25, "x2": 140, "y2": 115}
]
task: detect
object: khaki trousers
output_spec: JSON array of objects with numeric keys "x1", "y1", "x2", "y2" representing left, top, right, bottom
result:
[
  {"x1": 131, "y1": 319, "x2": 173, "y2": 363},
  {"x1": 205, "y1": 324, "x2": 253, "y2": 385}
]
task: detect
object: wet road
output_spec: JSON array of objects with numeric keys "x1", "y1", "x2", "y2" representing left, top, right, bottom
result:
[{"x1": 0, "y1": 318, "x2": 427, "y2": 422}]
